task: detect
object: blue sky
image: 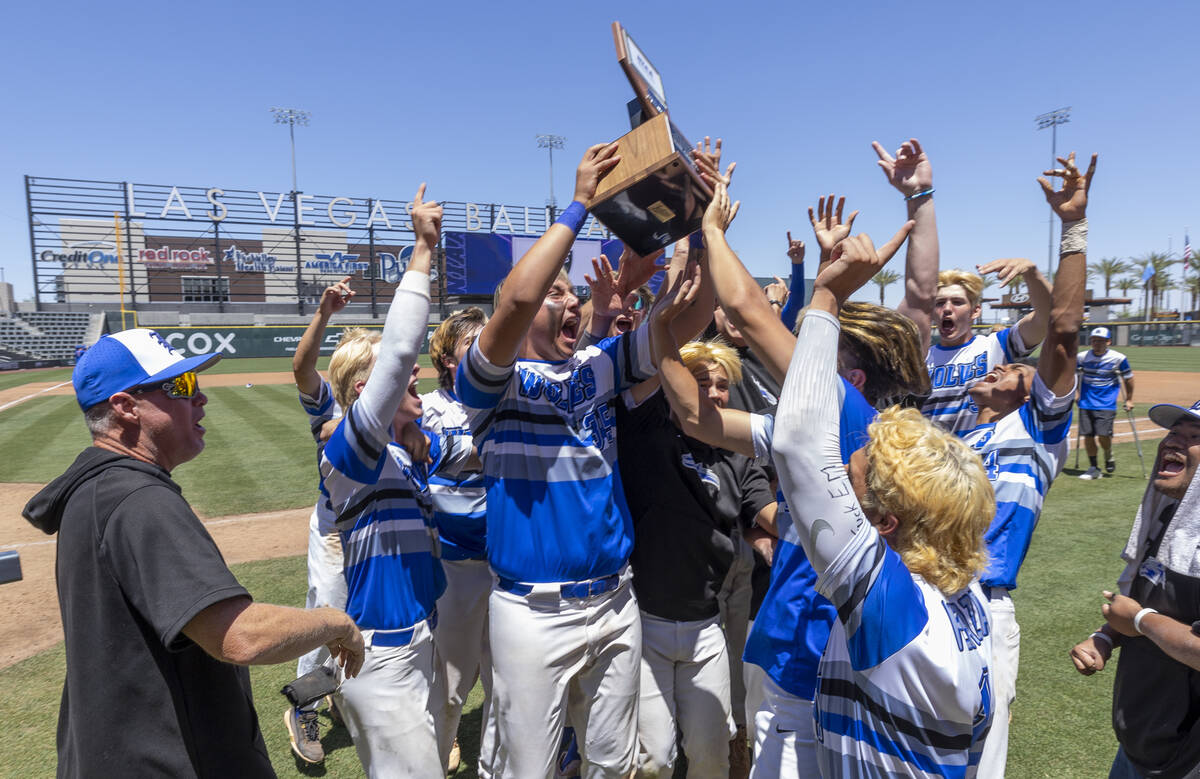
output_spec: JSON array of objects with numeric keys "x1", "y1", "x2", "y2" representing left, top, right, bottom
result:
[{"x1": 2, "y1": 0, "x2": 1198, "y2": 312}]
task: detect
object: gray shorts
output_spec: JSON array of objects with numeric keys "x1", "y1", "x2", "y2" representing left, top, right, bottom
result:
[{"x1": 1080, "y1": 407, "x2": 1115, "y2": 437}]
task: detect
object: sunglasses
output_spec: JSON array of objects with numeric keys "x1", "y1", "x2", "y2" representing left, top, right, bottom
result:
[{"x1": 131, "y1": 371, "x2": 199, "y2": 400}]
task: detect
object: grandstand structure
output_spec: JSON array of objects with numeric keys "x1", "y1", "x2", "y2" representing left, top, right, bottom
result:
[{"x1": 0, "y1": 310, "x2": 102, "y2": 366}]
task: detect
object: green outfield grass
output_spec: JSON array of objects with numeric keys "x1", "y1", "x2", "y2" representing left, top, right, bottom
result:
[
  {"x1": 0, "y1": 439, "x2": 1156, "y2": 777},
  {"x1": 0, "y1": 368, "x2": 72, "y2": 392}
]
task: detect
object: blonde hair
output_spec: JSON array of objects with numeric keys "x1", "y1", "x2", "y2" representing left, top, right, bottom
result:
[
  {"x1": 838, "y1": 302, "x2": 931, "y2": 407},
  {"x1": 861, "y1": 406, "x2": 993, "y2": 595},
  {"x1": 937, "y1": 270, "x2": 984, "y2": 309},
  {"x1": 679, "y1": 338, "x2": 743, "y2": 385},
  {"x1": 430, "y1": 308, "x2": 486, "y2": 390},
  {"x1": 328, "y1": 327, "x2": 381, "y2": 410}
]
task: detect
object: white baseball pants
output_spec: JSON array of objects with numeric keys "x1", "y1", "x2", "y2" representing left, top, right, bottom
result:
[
  {"x1": 718, "y1": 529, "x2": 755, "y2": 728},
  {"x1": 296, "y1": 507, "x2": 347, "y2": 679},
  {"x1": 488, "y1": 573, "x2": 641, "y2": 778},
  {"x1": 749, "y1": 676, "x2": 819, "y2": 779},
  {"x1": 977, "y1": 588, "x2": 1019, "y2": 779},
  {"x1": 635, "y1": 612, "x2": 734, "y2": 779}
]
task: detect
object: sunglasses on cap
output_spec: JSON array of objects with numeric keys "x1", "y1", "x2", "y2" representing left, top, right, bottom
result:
[{"x1": 130, "y1": 371, "x2": 199, "y2": 399}]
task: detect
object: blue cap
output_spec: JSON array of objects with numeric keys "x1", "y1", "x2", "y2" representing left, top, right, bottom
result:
[
  {"x1": 73, "y1": 329, "x2": 221, "y2": 410},
  {"x1": 1149, "y1": 399, "x2": 1200, "y2": 431}
]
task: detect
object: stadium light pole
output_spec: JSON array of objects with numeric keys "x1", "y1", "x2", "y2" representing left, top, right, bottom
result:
[
  {"x1": 271, "y1": 107, "x2": 311, "y2": 195},
  {"x1": 536, "y1": 134, "x2": 566, "y2": 210},
  {"x1": 1035, "y1": 107, "x2": 1071, "y2": 274}
]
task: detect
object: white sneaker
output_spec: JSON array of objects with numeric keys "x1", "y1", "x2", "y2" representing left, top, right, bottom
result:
[{"x1": 1079, "y1": 466, "x2": 1102, "y2": 480}]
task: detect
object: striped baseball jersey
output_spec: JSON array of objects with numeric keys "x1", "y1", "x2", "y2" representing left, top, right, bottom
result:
[
  {"x1": 421, "y1": 387, "x2": 487, "y2": 561},
  {"x1": 959, "y1": 373, "x2": 1073, "y2": 591},
  {"x1": 321, "y1": 402, "x2": 474, "y2": 632},
  {"x1": 922, "y1": 328, "x2": 1032, "y2": 433},
  {"x1": 1076, "y1": 348, "x2": 1132, "y2": 410},
  {"x1": 743, "y1": 378, "x2": 876, "y2": 699},
  {"x1": 455, "y1": 327, "x2": 655, "y2": 583},
  {"x1": 815, "y1": 525, "x2": 994, "y2": 777},
  {"x1": 299, "y1": 378, "x2": 341, "y2": 535}
]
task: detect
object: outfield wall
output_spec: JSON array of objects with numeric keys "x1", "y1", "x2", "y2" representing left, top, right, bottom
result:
[{"x1": 142, "y1": 323, "x2": 436, "y2": 358}]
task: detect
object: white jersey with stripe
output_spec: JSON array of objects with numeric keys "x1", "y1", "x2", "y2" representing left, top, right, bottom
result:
[
  {"x1": 299, "y1": 378, "x2": 341, "y2": 535},
  {"x1": 1076, "y1": 348, "x2": 1132, "y2": 410},
  {"x1": 922, "y1": 328, "x2": 1032, "y2": 433},
  {"x1": 770, "y1": 309, "x2": 993, "y2": 777},
  {"x1": 815, "y1": 528, "x2": 993, "y2": 777},
  {"x1": 959, "y1": 372, "x2": 1073, "y2": 590},
  {"x1": 455, "y1": 326, "x2": 655, "y2": 583},
  {"x1": 421, "y1": 387, "x2": 487, "y2": 561}
]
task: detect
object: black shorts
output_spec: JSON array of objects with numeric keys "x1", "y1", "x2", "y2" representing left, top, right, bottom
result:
[{"x1": 1080, "y1": 408, "x2": 1116, "y2": 437}]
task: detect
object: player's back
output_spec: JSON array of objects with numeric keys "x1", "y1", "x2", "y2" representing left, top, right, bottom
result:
[{"x1": 814, "y1": 526, "x2": 993, "y2": 777}]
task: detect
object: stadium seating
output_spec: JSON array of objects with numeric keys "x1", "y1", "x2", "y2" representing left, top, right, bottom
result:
[{"x1": 0, "y1": 312, "x2": 102, "y2": 361}]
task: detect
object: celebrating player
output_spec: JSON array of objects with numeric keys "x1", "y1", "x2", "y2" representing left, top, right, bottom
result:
[
  {"x1": 772, "y1": 224, "x2": 996, "y2": 777},
  {"x1": 456, "y1": 143, "x2": 715, "y2": 777},
  {"x1": 959, "y1": 151, "x2": 1096, "y2": 775}
]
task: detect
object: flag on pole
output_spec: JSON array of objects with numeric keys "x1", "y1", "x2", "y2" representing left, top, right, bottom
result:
[
  {"x1": 1141, "y1": 263, "x2": 1156, "y2": 283},
  {"x1": 1185, "y1": 233, "x2": 1193, "y2": 263}
]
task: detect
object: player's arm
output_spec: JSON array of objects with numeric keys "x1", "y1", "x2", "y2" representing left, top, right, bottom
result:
[
  {"x1": 184, "y1": 595, "x2": 364, "y2": 678},
  {"x1": 476, "y1": 143, "x2": 619, "y2": 366},
  {"x1": 649, "y1": 260, "x2": 757, "y2": 456},
  {"x1": 873, "y1": 138, "x2": 938, "y2": 353},
  {"x1": 1035, "y1": 152, "x2": 1097, "y2": 396},
  {"x1": 978, "y1": 258, "x2": 1052, "y2": 353},
  {"x1": 773, "y1": 224, "x2": 913, "y2": 572},
  {"x1": 351, "y1": 184, "x2": 439, "y2": 444},
  {"x1": 1103, "y1": 590, "x2": 1200, "y2": 671},
  {"x1": 778, "y1": 232, "x2": 806, "y2": 332},
  {"x1": 293, "y1": 276, "x2": 354, "y2": 397}
]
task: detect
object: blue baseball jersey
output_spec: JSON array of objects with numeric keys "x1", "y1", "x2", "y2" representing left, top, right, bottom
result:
[
  {"x1": 298, "y1": 379, "x2": 341, "y2": 535},
  {"x1": 455, "y1": 326, "x2": 655, "y2": 583},
  {"x1": 815, "y1": 524, "x2": 993, "y2": 777},
  {"x1": 959, "y1": 373, "x2": 1073, "y2": 591},
  {"x1": 744, "y1": 378, "x2": 876, "y2": 700},
  {"x1": 320, "y1": 402, "x2": 474, "y2": 633},
  {"x1": 1076, "y1": 348, "x2": 1132, "y2": 410},
  {"x1": 923, "y1": 328, "x2": 1032, "y2": 433},
  {"x1": 421, "y1": 387, "x2": 487, "y2": 561}
]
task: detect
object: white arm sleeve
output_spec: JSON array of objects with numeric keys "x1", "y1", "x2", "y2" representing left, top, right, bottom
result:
[
  {"x1": 771, "y1": 308, "x2": 868, "y2": 574},
  {"x1": 352, "y1": 271, "x2": 431, "y2": 448}
]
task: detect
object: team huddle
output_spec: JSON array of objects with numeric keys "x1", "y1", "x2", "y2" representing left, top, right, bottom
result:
[{"x1": 28, "y1": 136, "x2": 1200, "y2": 778}]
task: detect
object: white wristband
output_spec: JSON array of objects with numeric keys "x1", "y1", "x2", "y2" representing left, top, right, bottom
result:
[
  {"x1": 1133, "y1": 607, "x2": 1159, "y2": 635},
  {"x1": 1090, "y1": 630, "x2": 1114, "y2": 648},
  {"x1": 1060, "y1": 218, "x2": 1088, "y2": 255}
]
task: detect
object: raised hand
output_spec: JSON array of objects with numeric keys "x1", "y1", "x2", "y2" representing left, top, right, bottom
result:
[
  {"x1": 584, "y1": 254, "x2": 624, "y2": 319},
  {"x1": 978, "y1": 257, "x2": 1037, "y2": 286},
  {"x1": 808, "y1": 194, "x2": 859, "y2": 257},
  {"x1": 764, "y1": 276, "x2": 789, "y2": 312},
  {"x1": 816, "y1": 222, "x2": 915, "y2": 307},
  {"x1": 653, "y1": 260, "x2": 702, "y2": 326},
  {"x1": 786, "y1": 231, "x2": 805, "y2": 264},
  {"x1": 613, "y1": 244, "x2": 666, "y2": 298},
  {"x1": 573, "y1": 142, "x2": 621, "y2": 203},
  {"x1": 872, "y1": 138, "x2": 933, "y2": 197},
  {"x1": 318, "y1": 276, "x2": 355, "y2": 316},
  {"x1": 410, "y1": 183, "x2": 443, "y2": 248},
  {"x1": 692, "y1": 136, "x2": 736, "y2": 189},
  {"x1": 703, "y1": 181, "x2": 740, "y2": 235},
  {"x1": 1038, "y1": 151, "x2": 1098, "y2": 222}
]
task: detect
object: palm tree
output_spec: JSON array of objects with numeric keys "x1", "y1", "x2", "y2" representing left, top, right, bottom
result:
[
  {"x1": 871, "y1": 268, "x2": 901, "y2": 306},
  {"x1": 1115, "y1": 276, "x2": 1139, "y2": 317},
  {"x1": 1090, "y1": 257, "x2": 1131, "y2": 297}
]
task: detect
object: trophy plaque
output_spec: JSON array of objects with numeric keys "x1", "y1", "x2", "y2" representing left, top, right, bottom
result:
[{"x1": 586, "y1": 23, "x2": 713, "y2": 256}]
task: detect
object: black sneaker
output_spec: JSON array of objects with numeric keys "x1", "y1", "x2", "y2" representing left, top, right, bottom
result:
[
  {"x1": 284, "y1": 706, "x2": 325, "y2": 764},
  {"x1": 1106, "y1": 458, "x2": 1116, "y2": 474}
]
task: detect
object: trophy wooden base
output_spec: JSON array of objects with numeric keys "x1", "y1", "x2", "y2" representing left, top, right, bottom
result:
[{"x1": 586, "y1": 113, "x2": 712, "y2": 256}]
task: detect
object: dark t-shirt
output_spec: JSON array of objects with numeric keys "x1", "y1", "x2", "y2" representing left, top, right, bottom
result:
[
  {"x1": 26, "y1": 448, "x2": 274, "y2": 778},
  {"x1": 1114, "y1": 509, "x2": 1200, "y2": 778},
  {"x1": 617, "y1": 390, "x2": 774, "y2": 621}
]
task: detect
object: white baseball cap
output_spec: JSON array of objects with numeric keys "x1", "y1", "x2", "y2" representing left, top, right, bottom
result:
[{"x1": 1089, "y1": 326, "x2": 1111, "y2": 340}]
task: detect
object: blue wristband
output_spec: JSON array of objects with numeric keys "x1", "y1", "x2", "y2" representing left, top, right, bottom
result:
[
  {"x1": 904, "y1": 188, "x2": 935, "y2": 202},
  {"x1": 689, "y1": 232, "x2": 705, "y2": 250},
  {"x1": 555, "y1": 201, "x2": 587, "y2": 234}
]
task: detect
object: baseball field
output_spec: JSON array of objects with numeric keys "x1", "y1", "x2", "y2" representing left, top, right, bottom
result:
[{"x1": 0, "y1": 347, "x2": 1196, "y2": 777}]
